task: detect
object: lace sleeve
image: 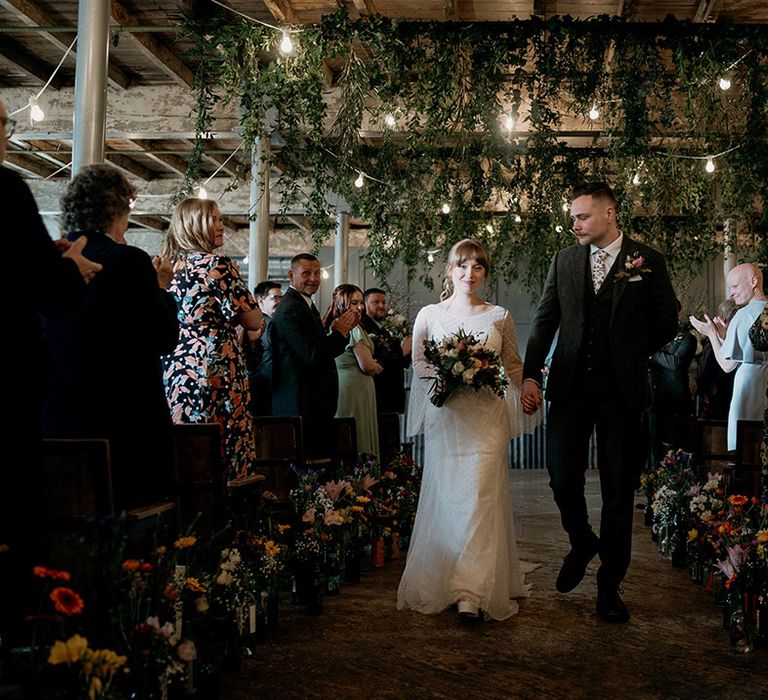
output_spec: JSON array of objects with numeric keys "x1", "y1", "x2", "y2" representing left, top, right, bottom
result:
[
  {"x1": 406, "y1": 306, "x2": 432, "y2": 437},
  {"x1": 501, "y1": 310, "x2": 539, "y2": 438}
]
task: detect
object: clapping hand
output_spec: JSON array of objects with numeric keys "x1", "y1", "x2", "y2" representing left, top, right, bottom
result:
[
  {"x1": 153, "y1": 256, "x2": 174, "y2": 289},
  {"x1": 689, "y1": 313, "x2": 716, "y2": 340},
  {"x1": 332, "y1": 307, "x2": 360, "y2": 336},
  {"x1": 61, "y1": 235, "x2": 103, "y2": 283}
]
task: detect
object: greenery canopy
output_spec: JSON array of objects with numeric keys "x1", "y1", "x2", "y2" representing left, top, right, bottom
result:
[{"x1": 183, "y1": 9, "x2": 767, "y2": 292}]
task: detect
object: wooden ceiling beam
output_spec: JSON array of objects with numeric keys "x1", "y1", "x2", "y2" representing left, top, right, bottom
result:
[
  {"x1": 0, "y1": 35, "x2": 64, "y2": 88},
  {"x1": 128, "y1": 138, "x2": 190, "y2": 176},
  {"x1": 261, "y1": 0, "x2": 296, "y2": 23},
  {"x1": 0, "y1": 0, "x2": 130, "y2": 89},
  {"x1": 4, "y1": 152, "x2": 57, "y2": 178},
  {"x1": 110, "y1": 0, "x2": 194, "y2": 87},
  {"x1": 129, "y1": 214, "x2": 168, "y2": 231},
  {"x1": 106, "y1": 153, "x2": 154, "y2": 181},
  {"x1": 184, "y1": 139, "x2": 243, "y2": 177}
]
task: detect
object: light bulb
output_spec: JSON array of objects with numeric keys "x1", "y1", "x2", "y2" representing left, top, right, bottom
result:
[
  {"x1": 129, "y1": 198, "x2": 136, "y2": 210},
  {"x1": 29, "y1": 96, "x2": 44, "y2": 122},
  {"x1": 242, "y1": 255, "x2": 249, "y2": 265},
  {"x1": 562, "y1": 203, "x2": 569, "y2": 212},
  {"x1": 718, "y1": 76, "x2": 731, "y2": 91},
  {"x1": 279, "y1": 30, "x2": 293, "y2": 55},
  {"x1": 504, "y1": 114, "x2": 516, "y2": 131},
  {"x1": 632, "y1": 172, "x2": 641, "y2": 186},
  {"x1": 427, "y1": 253, "x2": 435, "y2": 263},
  {"x1": 705, "y1": 157, "x2": 715, "y2": 173},
  {"x1": 555, "y1": 225, "x2": 564, "y2": 233},
  {"x1": 197, "y1": 185, "x2": 208, "y2": 199},
  {"x1": 485, "y1": 224, "x2": 494, "y2": 234},
  {"x1": 384, "y1": 113, "x2": 396, "y2": 128},
  {"x1": 441, "y1": 203, "x2": 450, "y2": 214},
  {"x1": 354, "y1": 172, "x2": 364, "y2": 189},
  {"x1": 321, "y1": 268, "x2": 329, "y2": 279},
  {"x1": 588, "y1": 104, "x2": 600, "y2": 120},
  {"x1": 514, "y1": 214, "x2": 522, "y2": 223}
]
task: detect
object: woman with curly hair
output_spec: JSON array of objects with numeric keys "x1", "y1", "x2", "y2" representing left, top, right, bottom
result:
[
  {"x1": 42, "y1": 164, "x2": 180, "y2": 510},
  {"x1": 161, "y1": 198, "x2": 262, "y2": 479},
  {"x1": 323, "y1": 284, "x2": 381, "y2": 456}
]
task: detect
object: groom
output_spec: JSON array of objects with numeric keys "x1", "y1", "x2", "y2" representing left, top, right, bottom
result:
[{"x1": 521, "y1": 182, "x2": 677, "y2": 623}]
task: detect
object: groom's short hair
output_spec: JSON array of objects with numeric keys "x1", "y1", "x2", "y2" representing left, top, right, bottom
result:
[{"x1": 571, "y1": 182, "x2": 617, "y2": 208}]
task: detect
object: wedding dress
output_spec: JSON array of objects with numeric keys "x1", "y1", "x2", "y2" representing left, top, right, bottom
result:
[{"x1": 397, "y1": 303, "x2": 538, "y2": 621}]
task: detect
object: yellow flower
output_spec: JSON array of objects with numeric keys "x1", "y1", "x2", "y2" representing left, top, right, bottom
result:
[
  {"x1": 351, "y1": 505, "x2": 364, "y2": 513},
  {"x1": 49, "y1": 634, "x2": 88, "y2": 665},
  {"x1": 185, "y1": 577, "x2": 207, "y2": 593},
  {"x1": 276, "y1": 524, "x2": 291, "y2": 534},
  {"x1": 687, "y1": 528, "x2": 698, "y2": 542},
  {"x1": 88, "y1": 676, "x2": 103, "y2": 700},
  {"x1": 264, "y1": 540, "x2": 281, "y2": 557},
  {"x1": 756, "y1": 530, "x2": 768, "y2": 543},
  {"x1": 356, "y1": 496, "x2": 371, "y2": 504},
  {"x1": 156, "y1": 546, "x2": 168, "y2": 555},
  {"x1": 174, "y1": 536, "x2": 197, "y2": 549}
]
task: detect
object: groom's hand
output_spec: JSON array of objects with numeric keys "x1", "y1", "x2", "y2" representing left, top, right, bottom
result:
[{"x1": 521, "y1": 379, "x2": 542, "y2": 415}]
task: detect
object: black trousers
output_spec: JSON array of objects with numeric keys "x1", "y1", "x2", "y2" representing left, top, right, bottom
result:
[{"x1": 546, "y1": 397, "x2": 646, "y2": 589}]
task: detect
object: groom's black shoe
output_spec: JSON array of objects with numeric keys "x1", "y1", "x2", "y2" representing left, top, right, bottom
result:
[
  {"x1": 555, "y1": 538, "x2": 599, "y2": 593},
  {"x1": 596, "y1": 588, "x2": 630, "y2": 623}
]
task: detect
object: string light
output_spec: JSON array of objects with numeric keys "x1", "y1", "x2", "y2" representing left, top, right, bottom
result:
[
  {"x1": 718, "y1": 76, "x2": 732, "y2": 91},
  {"x1": 197, "y1": 184, "x2": 208, "y2": 199},
  {"x1": 632, "y1": 172, "x2": 641, "y2": 186},
  {"x1": 555, "y1": 225, "x2": 564, "y2": 233},
  {"x1": 321, "y1": 268, "x2": 330, "y2": 279},
  {"x1": 705, "y1": 157, "x2": 715, "y2": 173},
  {"x1": 503, "y1": 114, "x2": 516, "y2": 131},
  {"x1": 441, "y1": 203, "x2": 450, "y2": 214},
  {"x1": 279, "y1": 30, "x2": 294, "y2": 54},
  {"x1": 485, "y1": 224, "x2": 494, "y2": 233},
  {"x1": 514, "y1": 214, "x2": 522, "y2": 223},
  {"x1": 28, "y1": 96, "x2": 44, "y2": 123},
  {"x1": 427, "y1": 252, "x2": 435, "y2": 263},
  {"x1": 588, "y1": 104, "x2": 600, "y2": 120},
  {"x1": 354, "y1": 171, "x2": 365, "y2": 189},
  {"x1": 561, "y1": 202, "x2": 569, "y2": 212},
  {"x1": 384, "y1": 113, "x2": 396, "y2": 128}
]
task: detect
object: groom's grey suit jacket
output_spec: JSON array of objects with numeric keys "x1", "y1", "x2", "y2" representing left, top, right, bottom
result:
[{"x1": 522, "y1": 235, "x2": 678, "y2": 415}]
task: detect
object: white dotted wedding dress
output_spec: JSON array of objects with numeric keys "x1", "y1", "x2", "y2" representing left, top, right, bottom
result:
[{"x1": 397, "y1": 303, "x2": 538, "y2": 621}]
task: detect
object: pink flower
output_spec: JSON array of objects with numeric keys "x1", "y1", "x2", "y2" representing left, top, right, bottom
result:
[
  {"x1": 323, "y1": 509, "x2": 343, "y2": 526},
  {"x1": 178, "y1": 639, "x2": 197, "y2": 661},
  {"x1": 302, "y1": 507, "x2": 316, "y2": 523},
  {"x1": 323, "y1": 480, "x2": 351, "y2": 502},
  {"x1": 361, "y1": 474, "x2": 379, "y2": 492}
]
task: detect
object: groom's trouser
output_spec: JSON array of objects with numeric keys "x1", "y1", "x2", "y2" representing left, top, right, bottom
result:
[{"x1": 546, "y1": 397, "x2": 646, "y2": 589}]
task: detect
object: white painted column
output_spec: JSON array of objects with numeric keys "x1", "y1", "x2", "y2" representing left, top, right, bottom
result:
[
  {"x1": 72, "y1": 0, "x2": 110, "y2": 174},
  {"x1": 249, "y1": 138, "x2": 270, "y2": 289},
  {"x1": 334, "y1": 211, "x2": 349, "y2": 287}
]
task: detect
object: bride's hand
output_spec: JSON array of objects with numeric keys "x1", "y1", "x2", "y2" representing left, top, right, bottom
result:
[{"x1": 521, "y1": 379, "x2": 542, "y2": 415}]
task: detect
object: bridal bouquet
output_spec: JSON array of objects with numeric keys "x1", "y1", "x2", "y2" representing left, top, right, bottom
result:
[
  {"x1": 381, "y1": 309, "x2": 410, "y2": 341},
  {"x1": 422, "y1": 328, "x2": 509, "y2": 407}
]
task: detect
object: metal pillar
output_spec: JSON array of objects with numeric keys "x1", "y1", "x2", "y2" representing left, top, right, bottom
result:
[
  {"x1": 334, "y1": 211, "x2": 349, "y2": 287},
  {"x1": 72, "y1": 0, "x2": 110, "y2": 175},
  {"x1": 249, "y1": 138, "x2": 270, "y2": 289}
]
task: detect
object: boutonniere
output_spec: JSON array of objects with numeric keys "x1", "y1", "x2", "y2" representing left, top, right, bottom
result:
[{"x1": 614, "y1": 252, "x2": 651, "y2": 282}]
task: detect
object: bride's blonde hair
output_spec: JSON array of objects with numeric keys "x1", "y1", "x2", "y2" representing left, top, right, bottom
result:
[{"x1": 440, "y1": 238, "x2": 490, "y2": 300}]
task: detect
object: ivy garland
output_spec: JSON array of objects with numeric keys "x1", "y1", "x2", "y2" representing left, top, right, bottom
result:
[{"x1": 181, "y1": 9, "x2": 767, "y2": 293}]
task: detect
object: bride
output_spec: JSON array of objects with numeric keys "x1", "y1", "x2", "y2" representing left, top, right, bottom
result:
[{"x1": 397, "y1": 239, "x2": 537, "y2": 622}]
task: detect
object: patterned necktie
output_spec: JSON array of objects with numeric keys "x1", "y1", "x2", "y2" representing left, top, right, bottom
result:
[{"x1": 592, "y1": 249, "x2": 607, "y2": 293}]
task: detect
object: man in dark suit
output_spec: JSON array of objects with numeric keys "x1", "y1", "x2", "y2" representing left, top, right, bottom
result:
[
  {"x1": 271, "y1": 254, "x2": 358, "y2": 451},
  {"x1": 244, "y1": 280, "x2": 282, "y2": 416},
  {"x1": 522, "y1": 182, "x2": 678, "y2": 623},
  {"x1": 362, "y1": 288, "x2": 412, "y2": 414}
]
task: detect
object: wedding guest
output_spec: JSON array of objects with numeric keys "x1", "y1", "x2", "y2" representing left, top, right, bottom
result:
[
  {"x1": 1, "y1": 99, "x2": 101, "y2": 649},
  {"x1": 690, "y1": 262, "x2": 767, "y2": 451},
  {"x1": 398, "y1": 239, "x2": 537, "y2": 623},
  {"x1": 270, "y1": 254, "x2": 357, "y2": 456},
  {"x1": 647, "y1": 299, "x2": 696, "y2": 466},
  {"x1": 747, "y1": 305, "x2": 768, "y2": 502},
  {"x1": 522, "y1": 182, "x2": 678, "y2": 623},
  {"x1": 362, "y1": 288, "x2": 412, "y2": 415},
  {"x1": 695, "y1": 299, "x2": 737, "y2": 419},
  {"x1": 161, "y1": 199, "x2": 262, "y2": 479},
  {"x1": 244, "y1": 280, "x2": 282, "y2": 416},
  {"x1": 324, "y1": 284, "x2": 382, "y2": 455},
  {"x1": 43, "y1": 164, "x2": 179, "y2": 510}
]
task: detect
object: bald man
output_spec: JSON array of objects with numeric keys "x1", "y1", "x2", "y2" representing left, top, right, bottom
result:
[{"x1": 690, "y1": 263, "x2": 767, "y2": 450}]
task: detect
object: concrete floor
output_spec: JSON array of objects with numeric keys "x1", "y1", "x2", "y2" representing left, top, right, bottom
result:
[{"x1": 223, "y1": 471, "x2": 768, "y2": 699}]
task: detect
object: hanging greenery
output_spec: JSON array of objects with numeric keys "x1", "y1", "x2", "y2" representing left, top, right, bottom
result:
[{"x1": 180, "y1": 9, "x2": 767, "y2": 293}]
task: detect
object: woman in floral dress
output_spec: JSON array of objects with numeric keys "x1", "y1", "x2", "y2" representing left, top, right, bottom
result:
[{"x1": 161, "y1": 199, "x2": 263, "y2": 478}]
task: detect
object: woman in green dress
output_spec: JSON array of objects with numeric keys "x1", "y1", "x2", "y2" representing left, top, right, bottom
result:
[{"x1": 323, "y1": 284, "x2": 382, "y2": 456}]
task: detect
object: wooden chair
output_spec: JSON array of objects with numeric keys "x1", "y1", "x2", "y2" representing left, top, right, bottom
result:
[
  {"x1": 172, "y1": 423, "x2": 228, "y2": 532},
  {"x1": 329, "y1": 416, "x2": 358, "y2": 473},
  {"x1": 377, "y1": 412, "x2": 402, "y2": 466},
  {"x1": 682, "y1": 418, "x2": 731, "y2": 474},
  {"x1": 252, "y1": 416, "x2": 306, "y2": 501},
  {"x1": 40, "y1": 438, "x2": 114, "y2": 568},
  {"x1": 723, "y1": 420, "x2": 763, "y2": 497}
]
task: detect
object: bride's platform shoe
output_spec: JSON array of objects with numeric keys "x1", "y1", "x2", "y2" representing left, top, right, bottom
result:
[{"x1": 457, "y1": 600, "x2": 481, "y2": 623}]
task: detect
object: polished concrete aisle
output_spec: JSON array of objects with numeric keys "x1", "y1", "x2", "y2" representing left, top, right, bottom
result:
[{"x1": 224, "y1": 471, "x2": 768, "y2": 699}]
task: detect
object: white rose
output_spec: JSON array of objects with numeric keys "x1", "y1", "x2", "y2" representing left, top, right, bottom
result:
[
  {"x1": 462, "y1": 369, "x2": 476, "y2": 382},
  {"x1": 453, "y1": 362, "x2": 465, "y2": 374}
]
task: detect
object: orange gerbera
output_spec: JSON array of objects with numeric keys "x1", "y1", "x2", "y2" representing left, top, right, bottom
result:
[
  {"x1": 121, "y1": 559, "x2": 141, "y2": 572},
  {"x1": 728, "y1": 494, "x2": 749, "y2": 507},
  {"x1": 33, "y1": 566, "x2": 71, "y2": 581},
  {"x1": 174, "y1": 536, "x2": 197, "y2": 549},
  {"x1": 50, "y1": 587, "x2": 84, "y2": 616}
]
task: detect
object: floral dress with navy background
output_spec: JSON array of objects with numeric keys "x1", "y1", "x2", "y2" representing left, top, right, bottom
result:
[{"x1": 163, "y1": 252, "x2": 257, "y2": 478}]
